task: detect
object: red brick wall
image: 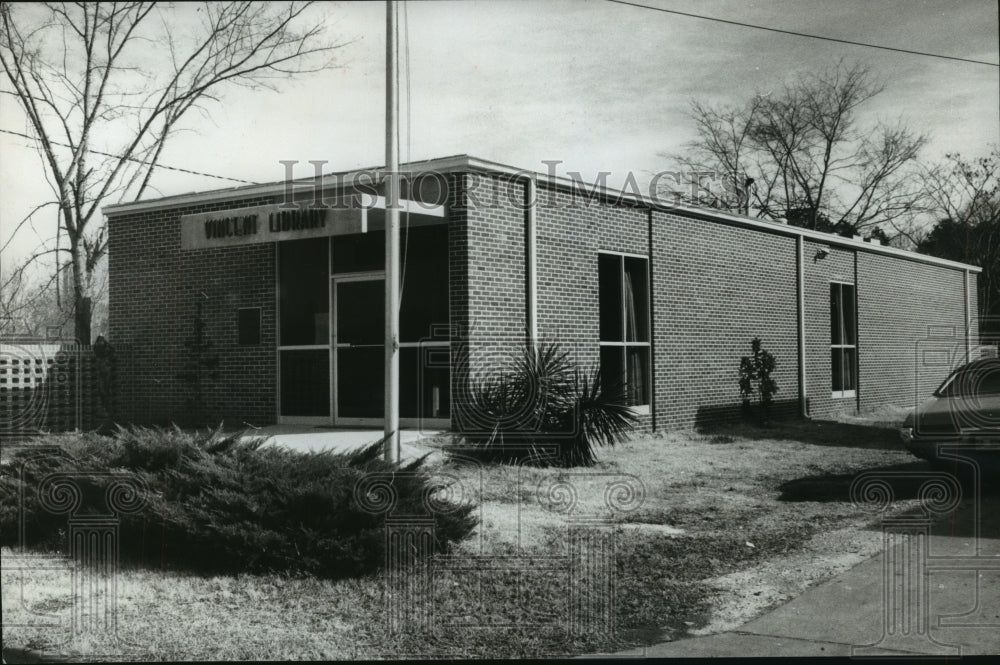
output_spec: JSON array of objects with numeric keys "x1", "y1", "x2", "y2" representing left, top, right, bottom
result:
[
  {"x1": 107, "y1": 167, "x2": 979, "y2": 433},
  {"x1": 800, "y1": 241, "x2": 974, "y2": 418},
  {"x1": 464, "y1": 174, "x2": 527, "y2": 360},
  {"x1": 108, "y1": 196, "x2": 277, "y2": 427},
  {"x1": 447, "y1": 173, "x2": 527, "y2": 433},
  {"x1": 457, "y1": 176, "x2": 976, "y2": 429},
  {"x1": 855, "y1": 251, "x2": 971, "y2": 413},
  {"x1": 415, "y1": 171, "x2": 979, "y2": 432},
  {"x1": 535, "y1": 184, "x2": 652, "y2": 431},
  {"x1": 652, "y1": 213, "x2": 800, "y2": 428},
  {"x1": 452, "y1": 175, "x2": 656, "y2": 433}
]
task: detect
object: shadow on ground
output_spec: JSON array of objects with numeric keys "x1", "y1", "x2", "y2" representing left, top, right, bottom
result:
[
  {"x1": 698, "y1": 417, "x2": 904, "y2": 451},
  {"x1": 776, "y1": 461, "x2": 936, "y2": 502},
  {"x1": 779, "y1": 459, "x2": 999, "y2": 505},
  {"x1": 1, "y1": 647, "x2": 75, "y2": 664}
]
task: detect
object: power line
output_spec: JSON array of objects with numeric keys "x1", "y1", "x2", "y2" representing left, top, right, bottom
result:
[
  {"x1": 0, "y1": 127, "x2": 259, "y2": 184},
  {"x1": 605, "y1": 0, "x2": 1000, "y2": 67}
]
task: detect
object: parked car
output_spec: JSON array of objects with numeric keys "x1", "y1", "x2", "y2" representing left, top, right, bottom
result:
[{"x1": 900, "y1": 357, "x2": 1000, "y2": 472}]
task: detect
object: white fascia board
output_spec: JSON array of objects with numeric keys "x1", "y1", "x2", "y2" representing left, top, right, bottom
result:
[{"x1": 101, "y1": 154, "x2": 472, "y2": 216}]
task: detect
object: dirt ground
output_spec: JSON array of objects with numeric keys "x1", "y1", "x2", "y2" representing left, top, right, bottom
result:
[
  {"x1": 427, "y1": 406, "x2": 928, "y2": 640},
  {"x1": 2, "y1": 410, "x2": 937, "y2": 658},
  {"x1": 614, "y1": 411, "x2": 928, "y2": 638}
]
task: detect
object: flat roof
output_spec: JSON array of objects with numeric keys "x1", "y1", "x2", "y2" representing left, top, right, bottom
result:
[{"x1": 103, "y1": 154, "x2": 982, "y2": 274}]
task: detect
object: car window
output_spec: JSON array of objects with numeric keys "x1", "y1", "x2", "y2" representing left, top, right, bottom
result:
[
  {"x1": 936, "y1": 362, "x2": 1000, "y2": 398},
  {"x1": 981, "y1": 368, "x2": 1000, "y2": 395},
  {"x1": 935, "y1": 369, "x2": 963, "y2": 397}
]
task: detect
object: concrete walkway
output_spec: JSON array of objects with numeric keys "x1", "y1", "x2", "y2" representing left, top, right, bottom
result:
[
  {"x1": 601, "y1": 494, "x2": 1000, "y2": 658},
  {"x1": 245, "y1": 424, "x2": 444, "y2": 463}
]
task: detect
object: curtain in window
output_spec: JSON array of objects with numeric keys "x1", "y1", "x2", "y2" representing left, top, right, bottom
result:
[
  {"x1": 837, "y1": 287, "x2": 848, "y2": 347},
  {"x1": 627, "y1": 349, "x2": 645, "y2": 405},
  {"x1": 625, "y1": 268, "x2": 637, "y2": 342},
  {"x1": 624, "y1": 271, "x2": 645, "y2": 404}
]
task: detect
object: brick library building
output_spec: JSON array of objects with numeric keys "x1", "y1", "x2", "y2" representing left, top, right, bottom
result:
[{"x1": 104, "y1": 155, "x2": 982, "y2": 432}]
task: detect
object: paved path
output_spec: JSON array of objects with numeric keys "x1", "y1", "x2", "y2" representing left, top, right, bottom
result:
[
  {"x1": 247, "y1": 425, "x2": 443, "y2": 462},
  {"x1": 598, "y1": 493, "x2": 1000, "y2": 658}
]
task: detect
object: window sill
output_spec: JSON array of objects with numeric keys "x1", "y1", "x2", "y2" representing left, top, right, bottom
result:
[
  {"x1": 628, "y1": 404, "x2": 651, "y2": 416},
  {"x1": 831, "y1": 390, "x2": 856, "y2": 399}
]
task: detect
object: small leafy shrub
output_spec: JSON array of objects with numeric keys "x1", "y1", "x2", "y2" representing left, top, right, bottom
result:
[
  {"x1": 461, "y1": 342, "x2": 637, "y2": 467},
  {"x1": 739, "y1": 337, "x2": 779, "y2": 424},
  {"x1": 175, "y1": 300, "x2": 220, "y2": 426},
  {"x1": 0, "y1": 426, "x2": 477, "y2": 578},
  {"x1": 91, "y1": 335, "x2": 117, "y2": 430}
]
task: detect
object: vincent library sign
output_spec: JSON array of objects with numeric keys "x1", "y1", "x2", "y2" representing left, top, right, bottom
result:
[{"x1": 181, "y1": 203, "x2": 366, "y2": 249}]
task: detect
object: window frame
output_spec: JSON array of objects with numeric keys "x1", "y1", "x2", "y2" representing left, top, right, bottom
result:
[
  {"x1": 830, "y1": 280, "x2": 857, "y2": 399},
  {"x1": 598, "y1": 250, "x2": 652, "y2": 412}
]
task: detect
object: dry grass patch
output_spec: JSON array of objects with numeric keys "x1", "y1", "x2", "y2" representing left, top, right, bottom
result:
[{"x1": 3, "y1": 415, "x2": 938, "y2": 660}]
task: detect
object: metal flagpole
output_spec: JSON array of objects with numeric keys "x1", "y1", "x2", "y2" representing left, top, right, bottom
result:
[{"x1": 384, "y1": 0, "x2": 401, "y2": 463}]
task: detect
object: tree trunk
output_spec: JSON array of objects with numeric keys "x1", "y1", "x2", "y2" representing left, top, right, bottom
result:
[
  {"x1": 75, "y1": 294, "x2": 92, "y2": 345},
  {"x1": 66, "y1": 218, "x2": 92, "y2": 345}
]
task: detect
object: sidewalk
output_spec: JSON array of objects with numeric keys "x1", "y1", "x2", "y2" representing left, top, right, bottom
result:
[
  {"x1": 246, "y1": 424, "x2": 444, "y2": 463},
  {"x1": 604, "y1": 494, "x2": 1000, "y2": 658}
]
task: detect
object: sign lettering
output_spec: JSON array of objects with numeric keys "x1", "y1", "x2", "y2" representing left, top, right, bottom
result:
[{"x1": 181, "y1": 203, "x2": 364, "y2": 250}]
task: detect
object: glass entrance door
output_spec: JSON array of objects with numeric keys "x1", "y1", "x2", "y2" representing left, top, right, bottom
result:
[
  {"x1": 334, "y1": 275, "x2": 385, "y2": 423},
  {"x1": 278, "y1": 239, "x2": 330, "y2": 424}
]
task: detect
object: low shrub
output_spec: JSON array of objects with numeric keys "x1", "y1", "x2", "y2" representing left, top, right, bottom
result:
[
  {"x1": 739, "y1": 337, "x2": 779, "y2": 424},
  {"x1": 0, "y1": 426, "x2": 478, "y2": 578},
  {"x1": 460, "y1": 342, "x2": 637, "y2": 467}
]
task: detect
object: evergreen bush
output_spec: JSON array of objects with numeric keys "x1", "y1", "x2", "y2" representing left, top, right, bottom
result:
[{"x1": 0, "y1": 426, "x2": 477, "y2": 578}]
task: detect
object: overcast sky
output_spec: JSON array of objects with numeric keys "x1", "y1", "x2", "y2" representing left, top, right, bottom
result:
[{"x1": 2, "y1": 0, "x2": 998, "y2": 264}]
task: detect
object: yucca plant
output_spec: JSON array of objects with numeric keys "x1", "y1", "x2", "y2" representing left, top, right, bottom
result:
[
  {"x1": 461, "y1": 342, "x2": 637, "y2": 467},
  {"x1": 556, "y1": 366, "x2": 637, "y2": 466}
]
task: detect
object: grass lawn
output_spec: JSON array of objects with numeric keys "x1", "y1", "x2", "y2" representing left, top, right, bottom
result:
[{"x1": 2, "y1": 413, "x2": 932, "y2": 660}]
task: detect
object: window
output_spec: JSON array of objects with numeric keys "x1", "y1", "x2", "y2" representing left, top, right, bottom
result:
[
  {"x1": 237, "y1": 307, "x2": 261, "y2": 345},
  {"x1": 399, "y1": 225, "x2": 450, "y2": 419},
  {"x1": 279, "y1": 238, "x2": 328, "y2": 345},
  {"x1": 830, "y1": 282, "x2": 857, "y2": 398},
  {"x1": 599, "y1": 252, "x2": 650, "y2": 407},
  {"x1": 278, "y1": 238, "x2": 330, "y2": 418},
  {"x1": 399, "y1": 225, "x2": 449, "y2": 343},
  {"x1": 332, "y1": 232, "x2": 383, "y2": 273}
]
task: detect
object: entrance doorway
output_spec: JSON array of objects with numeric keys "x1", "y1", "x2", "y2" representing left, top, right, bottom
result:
[
  {"x1": 333, "y1": 274, "x2": 384, "y2": 424},
  {"x1": 276, "y1": 229, "x2": 451, "y2": 428}
]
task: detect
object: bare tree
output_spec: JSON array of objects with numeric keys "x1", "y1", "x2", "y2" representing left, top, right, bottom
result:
[
  {"x1": 664, "y1": 61, "x2": 927, "y2": 239},
  {"x1": 918, "y1": 148, "x2": 1000, "y2": 338},
  {"x1": 922, "y1": 149, "x2": 1000, "y2": 228},
  {"x1": 0, "y1": 259, "x2": 74, "y2": 338},
  {"x1": 1, "y1": 2, "x2": 348, "y2": 343}
]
